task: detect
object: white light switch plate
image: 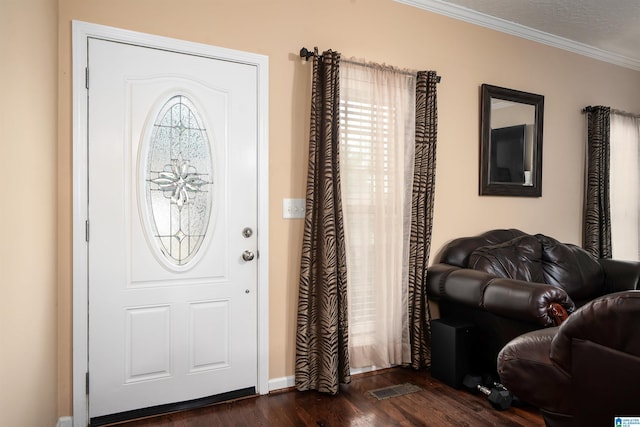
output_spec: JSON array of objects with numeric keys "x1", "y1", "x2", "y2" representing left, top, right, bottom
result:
[{"x1": 283, "y1": 198, "x2": 305, "y2": 219}]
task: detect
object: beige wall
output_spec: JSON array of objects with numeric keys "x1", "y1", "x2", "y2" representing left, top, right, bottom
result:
[
  {"x1": 3, "y1": 0, "x2": 640, "y2": 424},
  {"x1": 0, "y1": 0, "x2": 58, "y2": 426}
]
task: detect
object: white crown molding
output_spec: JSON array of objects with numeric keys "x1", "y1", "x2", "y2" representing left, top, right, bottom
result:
[{"x1": 394, "y1": 0, "x2": 640, "y2": 71}]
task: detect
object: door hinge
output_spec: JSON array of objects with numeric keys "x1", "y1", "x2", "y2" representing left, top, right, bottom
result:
[
  {"x1": 85, "y1": 67, "x2": 89, "y2": 90},
  {"x1": 85, "y1": 220, "x2": 90, "y2": 242},
  {"x1": 86, "y1": 372, "x2": 89, "y2": 395}
]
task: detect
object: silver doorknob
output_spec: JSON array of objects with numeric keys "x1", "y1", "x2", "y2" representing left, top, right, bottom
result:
[{"x1": 242, "y1": 250, "x2": 255, "y2": 261}]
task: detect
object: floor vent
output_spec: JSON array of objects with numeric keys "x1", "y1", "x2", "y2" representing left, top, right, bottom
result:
[{"x1": 368, "y1": 383, "x2": 422, "y2": 400}]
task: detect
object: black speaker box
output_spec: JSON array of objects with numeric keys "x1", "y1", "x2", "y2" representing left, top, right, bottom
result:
[{"x1": 430, "y1": 318, "x2": 475, "y2": 389}]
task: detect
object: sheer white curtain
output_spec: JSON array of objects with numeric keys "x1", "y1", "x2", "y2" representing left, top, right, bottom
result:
[
  {"x1": 610, "y1": 113, "x2": 640, "y2": 261},
  {"x1": 339, "y1": 60, "x2": 416, "y2": 368}
]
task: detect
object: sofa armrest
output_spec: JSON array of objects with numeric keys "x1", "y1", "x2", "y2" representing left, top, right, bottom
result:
[
  {"x1": 426, "y1": 264, "x2": 575, "y2": 326},
  {"x1": 483, "y1": 279, "x2": 574, "y2": 326},
  {"x1": 599, "y1": 258, "x2": 640, "y2": 292},
  {"x1": 497, "y1": 327, "x2": 571, "y2": 415},
  {"x1": 426, "y1": 263, "x2": 463, "y2": 298},
  {"x1": 427, "y1": 264, "x2": 494, "y2": 305},
  {"x1": 550, "y1": 290, "x2": 640, "y2": 373}
]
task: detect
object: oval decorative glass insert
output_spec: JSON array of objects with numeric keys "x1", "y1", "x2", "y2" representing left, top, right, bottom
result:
[{"x1": 143, "y1": 95, "x2": 213, "y2": 266}]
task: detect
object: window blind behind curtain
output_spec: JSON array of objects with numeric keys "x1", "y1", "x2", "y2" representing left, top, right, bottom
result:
[
  {"x1": 339, "y1": 60, "x2": 417, "y2": 368},
  {"x1": 610, "y1": 113, "x2": 640, "y2": 261}
]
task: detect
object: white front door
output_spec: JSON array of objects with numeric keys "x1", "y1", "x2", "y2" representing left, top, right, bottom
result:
[{"x1": 86, "y1": 36, "x2": 260, "y2": 420}]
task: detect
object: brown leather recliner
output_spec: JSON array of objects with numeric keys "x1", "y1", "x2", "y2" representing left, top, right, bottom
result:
[
  {"x1": 497, "y1": 291, "x2": 640, "y2": 427},
  {"x1": 426, "y1": 229, "x2": 640, "y2": 373}
]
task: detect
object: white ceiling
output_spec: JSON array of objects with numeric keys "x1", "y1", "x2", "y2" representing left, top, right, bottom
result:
[{"x1": 395, "y1": 0, "x2": 640, "y2": 70}]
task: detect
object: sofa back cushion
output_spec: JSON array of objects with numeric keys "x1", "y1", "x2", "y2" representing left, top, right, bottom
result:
[
  {"x1": 468, "y1": 235, "x2": 545, "y2": 283},
  {"x1": 440, "y1": 228, "x2": 527, "y2": 267},
  {"x1": 464, "y1": 232, "x2": 604, "y2": 300},
  {"x1": 537, "y1": 234, "x2": 604, "y2": 300}
]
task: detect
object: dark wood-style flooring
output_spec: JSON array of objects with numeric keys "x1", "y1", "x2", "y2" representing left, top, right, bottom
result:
[{"x1": 106, "y1": 367, "x2": 544, "y2": 426}]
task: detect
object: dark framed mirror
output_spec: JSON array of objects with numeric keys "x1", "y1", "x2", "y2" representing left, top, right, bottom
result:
[{"x1": 480, "y1": 84, "x2": 544, "y2": 197}]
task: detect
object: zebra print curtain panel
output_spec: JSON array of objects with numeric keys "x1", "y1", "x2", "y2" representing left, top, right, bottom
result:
[
  {"x1": 295, "y1": 50, "x2": 351, "y2": 394},
  {"x1": 583, "y1": 105, "x2": 612, "y2": 258},
  {"x1": 408, "y1": 71, "x2": 438, "y2": 369}
]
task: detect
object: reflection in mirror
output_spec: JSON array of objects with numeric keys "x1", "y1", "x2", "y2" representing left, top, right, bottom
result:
[
  {"x1": 480, "y1": 84, "x2": 544, "y2": 197},
  {"x1": 490, "y1": 100, "x2": 535, "y2": 185}
]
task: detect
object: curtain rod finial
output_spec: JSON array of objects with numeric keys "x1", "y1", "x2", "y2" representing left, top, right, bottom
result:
[{"x1": 300, "y1": 47, "x2": 315, "y2": 61}]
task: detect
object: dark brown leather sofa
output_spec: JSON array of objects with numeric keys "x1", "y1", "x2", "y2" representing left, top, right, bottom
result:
[
  {"x1": 497, "y1": 290, "x2": 640, "y2": 427},
  {"x1": 426, "y1": 229, "x2": 640, "y2": 373}
]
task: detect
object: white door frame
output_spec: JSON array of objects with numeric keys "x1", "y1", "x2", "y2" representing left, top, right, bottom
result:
[{"x1": 71, "y1": 21, "x2": 269, "y2": 427}]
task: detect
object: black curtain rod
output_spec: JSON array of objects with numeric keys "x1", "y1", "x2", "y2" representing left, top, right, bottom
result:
[
  {"x1": 582, "y1": 105, "x2": 640, "y2": 118},
  {"x1": 300, "y1": 47, "x2": 442, "y2": 83}
]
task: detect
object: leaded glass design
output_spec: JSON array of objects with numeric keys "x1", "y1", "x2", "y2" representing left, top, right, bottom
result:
[{"x1": 144, "y1": 95, "x2": 213, "y2": 266}]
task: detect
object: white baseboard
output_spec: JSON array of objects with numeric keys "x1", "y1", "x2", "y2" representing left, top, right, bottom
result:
[
  {"x1": 268, "y1": 375, "x2": 295, "y2": 391},
  {"x1": 57, "y1": 416, "x2": 73, "y2": 427},
  {"x1": 351, "y1": 365, "x2": 381, "y2": 376}
]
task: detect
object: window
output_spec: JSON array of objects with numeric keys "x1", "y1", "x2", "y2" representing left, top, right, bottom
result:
[
  {"x1": 142, "y1": 95, "x2": 213, "y2": 267},
  {"x1": 339, "y1": 61, "x2": 416, "y2": 368},
  {"x1": 610, "y1": 113, "x2": 640, "y2": 261}
]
